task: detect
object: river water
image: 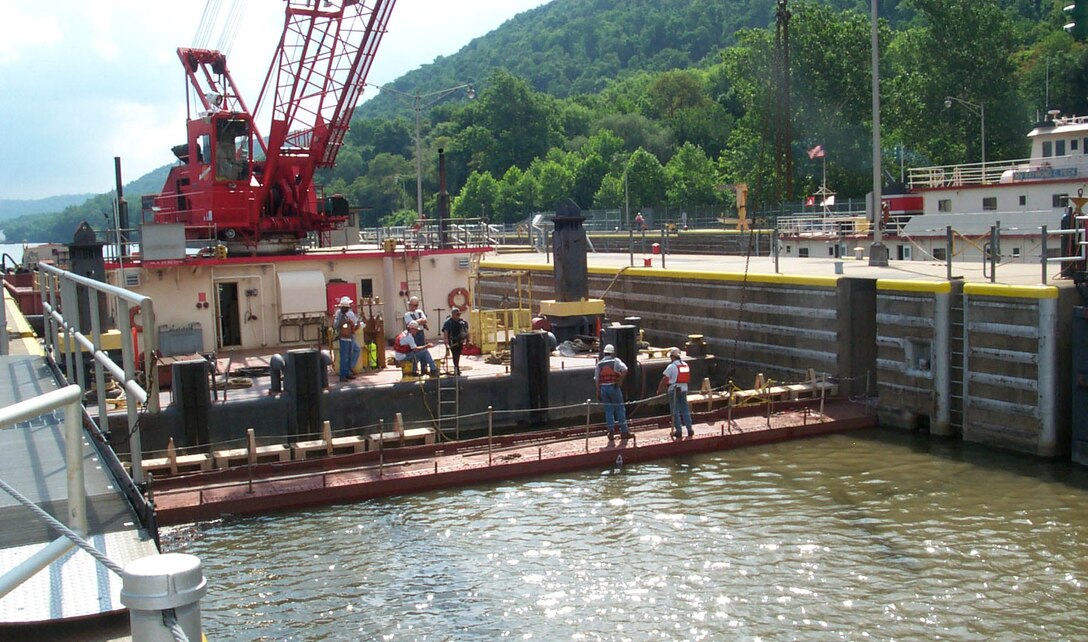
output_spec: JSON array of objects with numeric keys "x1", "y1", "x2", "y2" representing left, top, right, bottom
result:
[{"x1": 164, "y1": 428, "x2": 1088, "y2": 641}]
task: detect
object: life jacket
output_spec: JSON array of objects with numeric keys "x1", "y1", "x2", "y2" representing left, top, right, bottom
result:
[
  {"x1": 597, "y1": 357, "x2": 622, "y2": 385},
  {"x1": 335, "y1": 311, "x2": 355, "y2": 339},
  {"x1": 394, "y1": 331, "x2": 413, "y2": 354},
  {"x1": 674, "y1": 360, "x2": 690, "y2": 385}
]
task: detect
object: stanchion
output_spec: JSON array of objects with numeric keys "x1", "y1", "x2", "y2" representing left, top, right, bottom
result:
[
  {"x1": 488, "y1": 406, "x2": 494, "y2": 466},
  {"x1": 378, "y1": 419, "x2": 385, "y2": 477},
  {"x1": 584, "y1": 398, "x2": 591, "y2": 452}
]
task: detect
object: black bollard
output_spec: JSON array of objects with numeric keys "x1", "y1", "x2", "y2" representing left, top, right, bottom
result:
[
  {"x1": 171, "y1": 359, "x2": 211, "y2": 447},
  {"x1": 512, "y1": 332, "x2": 550, "y2": 426},
  {"x1": 286, "y1": 348, "x2": 323, "y2": 439},
  {"x1": 269, "y1": 354, "x2": 285, "y2": 394}
]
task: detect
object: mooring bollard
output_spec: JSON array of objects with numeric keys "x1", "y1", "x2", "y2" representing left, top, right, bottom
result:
[{"x1": 120, "y1": 553, "x2": 206, "y2": 642}]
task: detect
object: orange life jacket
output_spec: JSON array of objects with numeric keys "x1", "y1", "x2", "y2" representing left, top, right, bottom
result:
[
  {"x1": 394, "y1": 331, "x2": 413, "y2": 354},
  {"x1": 597, "y1": 357, "x2": 622, "y2": 385},
  {"x1": 675, "y1": 361, "x2": 690, "y2": 384}
]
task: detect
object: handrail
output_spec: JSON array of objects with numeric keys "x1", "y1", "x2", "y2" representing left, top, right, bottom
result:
[{"x1": 38, "y1": 261, "x2": 157, "y2": 484}]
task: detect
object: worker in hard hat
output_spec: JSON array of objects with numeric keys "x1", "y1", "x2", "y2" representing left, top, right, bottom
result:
[
  {"x1": 332, "y1": 296, "x2": 360, "y2": 381},
  {"x1": 594, "y1": 344, "x2": 630, "y2": 440},
  {"x1": 656, "y1": 347, "x2": 693, "y2": 439},
  {"x1": 404, "y1": 295, "x2": 428, "y2": 345},
  {"x1": 394, "y1": 320, "x2": 438, "y2": 377}
]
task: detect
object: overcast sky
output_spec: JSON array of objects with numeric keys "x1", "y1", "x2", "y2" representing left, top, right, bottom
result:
[{"x1": 0, "y1": 0, "x2": 549, "y2": 201}]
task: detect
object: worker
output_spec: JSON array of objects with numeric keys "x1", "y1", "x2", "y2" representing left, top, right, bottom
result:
[
  {"x1": 656, "y1": 347, "x2": 693, "y2": 439},
  {"x1": 404, "y1": 296, "x2": 428, "y2": 346},
  {"x1": 332, "y1": 296, "x2": 360, "y2": 381},
  {"x1": 594, "y1": 344, "x2": 630, "y2": 440},
  {"x1": 441, "y1": 307, "x2": 470, "y2": 376},
  {"x1": 394, "y1": 320, "x2": 438, "y2": 377}
]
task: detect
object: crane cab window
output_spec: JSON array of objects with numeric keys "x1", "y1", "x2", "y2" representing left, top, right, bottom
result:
[{"x1": 215, "y1": 119, "x2": 251, "y2": 182}]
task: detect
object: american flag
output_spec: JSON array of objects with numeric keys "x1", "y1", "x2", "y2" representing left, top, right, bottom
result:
[{"x1": 807, "y1": 145, "x2": 825, "y2": 160}]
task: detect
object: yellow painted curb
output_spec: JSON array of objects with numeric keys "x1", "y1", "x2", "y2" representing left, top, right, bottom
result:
[
  {"x1": 963, "y1": 283, "x2": 1059, "y2": 299},
  {"x1": 877, "y1": 280, "x2": 953, "y2": 294}
]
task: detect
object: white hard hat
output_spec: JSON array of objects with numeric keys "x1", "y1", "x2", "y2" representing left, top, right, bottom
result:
[
  {"x1": 668, "y1": 347, "x2": 681, "y2": 359},
  {"x1": 603, "y1": 344, "x2": 615, "y2": 354},
  {"x1": 408, "y1": 320, "x2": 419, "y2": 329},
  {"x1": 409, "y1": 296, "x2": 419, "y2": 304},
  {"x1": 338, "y1": 296, "x2": 352, "y2": 306}
]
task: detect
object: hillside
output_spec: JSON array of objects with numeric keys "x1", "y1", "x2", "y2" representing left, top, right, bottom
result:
[
  {"x1": 7, "y1": 0, "x2": 1078, "y2": 241},
  {"x1": 0, "y1": 194, "x2": 95, "y2": 222}
]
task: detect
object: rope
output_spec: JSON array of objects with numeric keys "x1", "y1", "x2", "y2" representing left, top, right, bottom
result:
[
  {"x1": 163, "y1": 610, "x2": 192, "y2": 642},
  {"x1": 0, "y1": 478, "x2": 124, "y2": 576}
]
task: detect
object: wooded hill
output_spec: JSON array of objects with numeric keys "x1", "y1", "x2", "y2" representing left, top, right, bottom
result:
[{"x1": 5, "y1": 0, "x2": 1085, "y2": 240}]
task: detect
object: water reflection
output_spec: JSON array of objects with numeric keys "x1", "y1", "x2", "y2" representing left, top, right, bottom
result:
[{"x1": 166, "y1": 428, "x2": 1088, "y2": 640}]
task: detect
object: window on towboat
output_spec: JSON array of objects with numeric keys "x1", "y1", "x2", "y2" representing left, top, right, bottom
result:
[
  {"x1": 1019, "y1": 195, "x2": 1027, "y2": 206},
  {"x1": 1073, "y1": 139, "x2": 1080, "y2": 152},
  {"x1": 938, "y1": 199, "x2": 952, "y2": 212},
  {"x1": 1054, "y1": 194, "x2": 1069, "y2": 208},
  {"x1": 1057, "y1": 140, "x2": 1067, "y2": 156},
  {"x1": 982, "y1": 197, "x2": 997, "y2": 211},
  {"x1": 1043, "y1": 141, "x2": 1053, "y2": 157}
]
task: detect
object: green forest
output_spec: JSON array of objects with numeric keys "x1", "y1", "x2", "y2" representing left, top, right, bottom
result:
[{"x1": 5, "y1": 0, "x2": 1087, "y2": 240}]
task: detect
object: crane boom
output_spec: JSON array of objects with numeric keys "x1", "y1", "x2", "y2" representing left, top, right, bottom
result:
[{"x1": 152, "y1": 0, "x2": 397, "y2": 254}]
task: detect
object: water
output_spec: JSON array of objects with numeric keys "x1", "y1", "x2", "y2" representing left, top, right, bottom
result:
[{"x1": 166, "y1": 428, "x2": 1088, "y2": 640}]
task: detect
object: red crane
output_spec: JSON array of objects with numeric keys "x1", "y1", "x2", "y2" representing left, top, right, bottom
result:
[{"x1": 152, "y1": 0, "x2": 396, "y2": 254}]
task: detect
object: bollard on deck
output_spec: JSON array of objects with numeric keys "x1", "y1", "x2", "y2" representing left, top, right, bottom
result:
[{"x1": 120, "y1": 553, "x2": 206, "y2": 641}]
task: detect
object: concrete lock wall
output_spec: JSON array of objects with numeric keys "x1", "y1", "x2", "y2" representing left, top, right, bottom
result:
[
  {"x1": 874, "y1": 281, "x2": 952, "y2": 435},
  {"x1": 960, "y1": 284, "x2": 1074, "y2": 457},
  {"x1": 478, "y1": 260, "x2": 1076, "y2": 458}
]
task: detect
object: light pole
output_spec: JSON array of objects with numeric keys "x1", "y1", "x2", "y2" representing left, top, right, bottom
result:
[
  {"x1": 945, "y1": 95, "x2": 986, "y2": 168},
  {"x1": 374, "y1": 83, "x2": 475, "y2": 220}
]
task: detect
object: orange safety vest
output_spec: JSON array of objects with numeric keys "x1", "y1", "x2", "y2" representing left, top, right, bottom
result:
[
  {"x1": 394, "y1": 331, "x2": 413, "y2": 354},
  {"x1": 674, "y1": 361, "x2": 690, "y2": 384},
  {"x1": 597, "y1": 357, "x2": 623, "y2": 385}
]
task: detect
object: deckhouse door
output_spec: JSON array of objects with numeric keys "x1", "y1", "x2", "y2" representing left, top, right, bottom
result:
[{"x1": 216, "y1": 281, "x2": 242, "y2": 348}]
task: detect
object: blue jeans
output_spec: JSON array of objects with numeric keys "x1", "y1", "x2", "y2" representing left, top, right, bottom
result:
[
  {"x1": 339, "y1": 338, "x2": 360, "y2": 377},
  {"x1": 669, "y1": 387, "x2": 693, "y2": 436},
  {"x1": 412, "y1": 349, "x2": 438, "y2": 375},
  {"x1": 600, "y1": 384, "x2": 629, "y2": 437}
]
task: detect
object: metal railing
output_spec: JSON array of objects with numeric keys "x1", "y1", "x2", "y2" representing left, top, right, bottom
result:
[
  {"x1": 38, "y1": 261, "x2": 158, "y2": 483},
  {"x1": 908, "y1": 154, "x2": 1088, "y2": 190},
  {"x1": 0, "y1": 385, "x2": 87, "y2": 598}
]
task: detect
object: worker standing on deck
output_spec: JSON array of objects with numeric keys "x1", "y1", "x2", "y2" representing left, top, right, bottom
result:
[
  {"x1": 404, "y1": 296, "x2": 428, "y2": 346},
  {"x1": 656, "y1": 347, "x2": 693, "y2": 439},
  {"x1": 395, "y1": 320, "x2": 438, "y2": 377},
  {"x1": 442, "y1": 308, "x2": 470, "y2": 376},
  {"x1": 595, "y1": 344, "x2": 630, "y2": 440},
  {"x1": 333, "y1": 297, "x2": 360, "y2": 381}
]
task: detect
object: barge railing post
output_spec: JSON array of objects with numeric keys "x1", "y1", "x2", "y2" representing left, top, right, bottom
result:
[
  {"x1": 583, "y1": 398, "x2": 591, "y2": 452},
  {"x1": 773, "y1": 229, "x2": 780, "y2": 273},
  {"x1": 629, "y1": 229, "x2": 634, "y2": 267},
  {"x1": 488, "y1": 406, "x2": 493, "y2": 466},
  {"x1": 820, "y1": 372, "x2": 827, "y2": 419},
  {"x1": 378, "y1": 419, "x2": 385, "y2": 477}
]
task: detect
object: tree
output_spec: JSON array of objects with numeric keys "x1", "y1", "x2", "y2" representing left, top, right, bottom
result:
[
  {"x1": 665, "y1": 142, "x2": 718, "y2": 205},
  {"x1": 452, "y1": 171, "x2": 500, "y2": 219},
  {"x1": 626, "y1": 148, "x2": 667, "y2": 209}
]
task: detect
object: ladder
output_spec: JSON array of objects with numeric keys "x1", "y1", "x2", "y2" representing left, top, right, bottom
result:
[
  {"x1": 948, "y1": 285, "x2": 966, "y2": 434},
  {"x1": 402, "y1": 246, "x2": 423, "y2": 303},
  {"x1": 437, "y1": 365, "x2": 460, "y2": 439}
]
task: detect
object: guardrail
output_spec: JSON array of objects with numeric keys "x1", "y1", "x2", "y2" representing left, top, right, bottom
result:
[{"x1": 38, "y1": 261, "x2": 158, "y2": 484}]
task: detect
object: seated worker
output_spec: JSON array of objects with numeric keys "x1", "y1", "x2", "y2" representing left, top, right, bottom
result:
[{"x1": 394, "y1": 320, "x2": 438, "y2": 376}]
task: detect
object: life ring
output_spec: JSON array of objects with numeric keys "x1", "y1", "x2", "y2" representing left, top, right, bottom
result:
[{"x1": 447, "y1": 287, "x2": 470, "y2": 312}]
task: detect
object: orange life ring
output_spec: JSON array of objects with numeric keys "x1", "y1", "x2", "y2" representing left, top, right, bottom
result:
[{"x1": 448, "y1": 287, "x2": 470, "y2": 312}]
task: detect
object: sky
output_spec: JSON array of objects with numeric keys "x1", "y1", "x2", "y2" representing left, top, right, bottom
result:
[{"x1": 0, "y1": 0, "x2": 550, "y2": 201}]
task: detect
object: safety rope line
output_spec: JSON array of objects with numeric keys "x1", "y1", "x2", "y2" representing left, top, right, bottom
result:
[{"x1": 163, "y1": 610, "x2": 192, "y2": 642}]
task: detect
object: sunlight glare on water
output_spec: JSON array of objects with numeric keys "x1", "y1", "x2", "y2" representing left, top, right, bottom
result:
[{"x1": 166, "y1": 429, "x2": 1088, "y2": 640}]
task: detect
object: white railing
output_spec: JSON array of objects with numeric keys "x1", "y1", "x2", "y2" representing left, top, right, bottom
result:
[
  {"x1": 38, "y1": 261, "x2": 158, "y2": 483},
  {"x1": 908, "y1": 155, "x2": 1088, "y2": 190}
]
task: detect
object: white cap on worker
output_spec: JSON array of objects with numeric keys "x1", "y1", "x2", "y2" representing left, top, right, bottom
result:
[
  {"x1": 603, "y1": 344, "x2": 615, "y2": 354},
  {"x1": 409, "y1": 296, "x2": 419, "y2": 304},
  {"x1": 338, "y1": 296, "x2": 352, "y2": 306},
  {"x1": 408, "y1": 320, "x2": 419, "y2": 329},
  {"x1": 669, "y1": 347, "x2": 681, "y2": 358}
]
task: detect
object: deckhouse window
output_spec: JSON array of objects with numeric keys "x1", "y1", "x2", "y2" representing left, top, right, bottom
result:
[
  {"x1": 1019, "y1": 195, "x2": 1027, "y2": 206},
  {"x1": 1054, "y1": 194, "x2": 1069, "y2": 207},
  {"x1": 1057, "y1": 140, "x2": 1067, "y2": 156},
  {"x1": 1083, "y1": 137, "x2": 1088, "y2": 153},
  {"x1": 982, "y1": 197, "x2": 997, "y2": 211},
  {"x1": 1043, "y1": 141, "x2": 1053, "y2": 157},
  {"x1": 938, "y1": 199, "x2": 952, "y2": 212},
  {"x1": 1073, "y1": 139, "x2": 1080, "y2": 152}
]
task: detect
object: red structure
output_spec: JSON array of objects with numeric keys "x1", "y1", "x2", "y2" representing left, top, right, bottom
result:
[{"x1": 152, "y1": 1, "x2": 396, "y2": 254}]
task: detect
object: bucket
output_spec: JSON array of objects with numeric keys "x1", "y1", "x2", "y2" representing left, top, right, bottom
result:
[
  {"x1": 834, "y1": 261, "x2": 844, "y2": 274},
  {"x1": 643, "y1": 257, "x2": 653, "y2": 267},
  {"x1": 651, "y1": 242, "x2": 661, "y2": 255}
]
